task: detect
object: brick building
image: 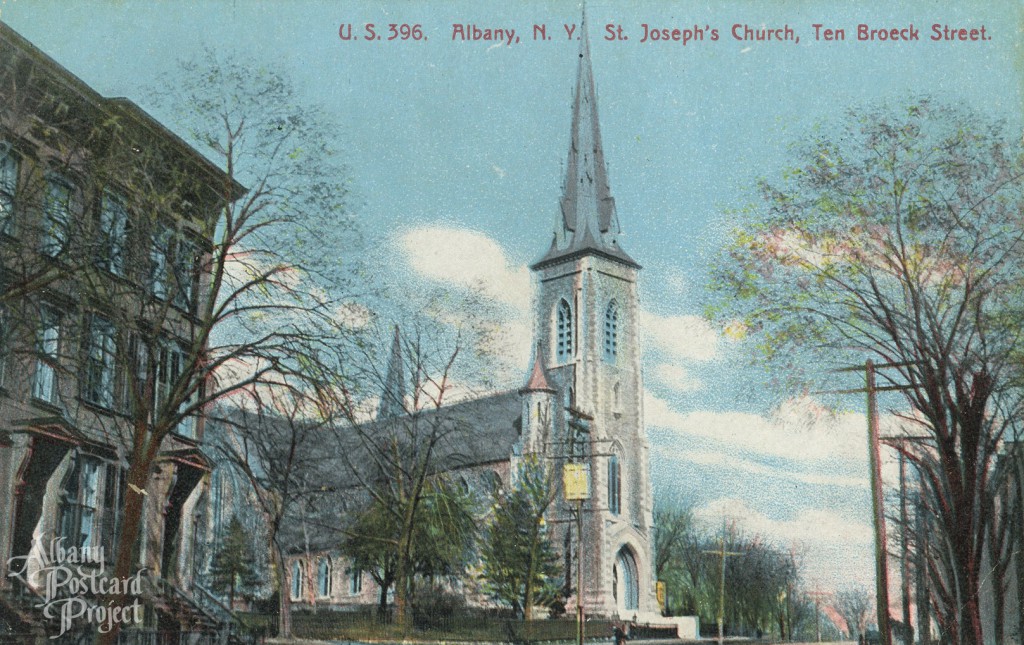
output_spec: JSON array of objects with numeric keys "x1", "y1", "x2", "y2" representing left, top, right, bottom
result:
[{"x1": 0, "y1": 21, "x2": 244, "y2": 643}]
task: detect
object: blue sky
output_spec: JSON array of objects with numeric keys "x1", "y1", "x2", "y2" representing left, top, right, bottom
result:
[{"x1": 3, "y1": 0, "x2": 1020, "y2": 595}]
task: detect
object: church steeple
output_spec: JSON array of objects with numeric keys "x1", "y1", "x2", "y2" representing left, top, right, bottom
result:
[
  {"x1": 377, "y1": 325, "x2": 406, "y2": 420},
  {"x1": 521, "y1": 343, "x2": 556, "y2": 394},
  {"x1": 533, "y1": 13, "x2": 637, "y2": 271}
]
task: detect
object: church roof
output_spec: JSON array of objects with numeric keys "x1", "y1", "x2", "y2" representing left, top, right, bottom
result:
[
  {"x1": 532, "y1": 15, "x2": 639, "y2": 271},
  {"x1": 220, "y1": 390, "x2": 525, "y2": 553}
]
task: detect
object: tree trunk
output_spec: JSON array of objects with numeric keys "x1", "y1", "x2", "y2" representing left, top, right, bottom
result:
[
  {"x1": 97, "y1": 449, "x2": 152, "y2": 645},
  {"x1": 377, "y1": 578, "x2": 391, "y2": 622},
  {"x1": 270, "y1": 544, "x2": 291, "y2": 638},
  {"x1": 395, "y1": 532, "x2": 412, "y2": 631},
  {"x1": 524, "y1": 521, "x2": 540, "y2": 621}
]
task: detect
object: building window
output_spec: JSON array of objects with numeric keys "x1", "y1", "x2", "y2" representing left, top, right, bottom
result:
[
  {"x1": 83, "y1": 315, "x2": 116, "y2": 408},
  {"x1": 153, "y1": 341, "x2": 198, "y2": 439},
  {"x1": 556, "y1": 299, "x2": 573, "y2": 363},
  {"x1": 33, "y1": 308, "x2": 59, "y2": 403},
  {"x1": 59, "y1": 455, "x2": 101, "y2": 550},
  {"x1": 41, "y1": 175, "x2": 73, "y2": 256},
  {"x1": 348, "y1": 567, "x2": 362, "y2": 595},
  {"x1": 149, "y1": 223, "x2": 172, "y2": 299},
  {"x1": 291, "y1": 560, "x2": 304, "y2": 600},
  {"x1": 0, "y1": 145, "x2": 18, "y2": 235},
  {"x1": 98, "y1": 191, "x2": 128, "y2": 276},
  {"x1": 608, "y1": 454, "x2": 621, "y2": 515},
  {"x1": 173, "y1": 237, "x2": 199, "y2": 312},
  {"x1": 604, "y1": 301, "x2": 619, "y2": 362},
  {"x1": 150, "y1": 223, "x2": 199, "y2": 312},
  {"x1": 101, "y1": 463, "x2": 124, "y2": 556},
  {"x1": 317, "y1": 558, "x2": 332, "y2": 598}
]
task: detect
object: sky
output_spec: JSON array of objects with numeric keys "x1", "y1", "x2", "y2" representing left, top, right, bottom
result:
[{"x1": 3, "y1": 0, "x2": 1021, "y2": 598}]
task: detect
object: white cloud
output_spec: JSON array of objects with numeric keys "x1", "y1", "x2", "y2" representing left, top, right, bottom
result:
[
  {"x1": 399, "y1": 226, "x2": 534, "y2": 377},
  {"x1": 400, "y1": 226, "x2": 531, "y2": 311},
  {"x1": 642, "y1": 311, "x2": 719, "y2": 362},
  {"x1": 661, "y1": 447, "x2": 867, "y2": 489},
  {"x1": 645, "y1": 392, "x2": 867, "y2": 463},
  {"x1": 696, "y1": 497, "x2": 873, "y2": 546},
  {"x1": 652, "y1": 363, "x2": 704, "y2": 393}
]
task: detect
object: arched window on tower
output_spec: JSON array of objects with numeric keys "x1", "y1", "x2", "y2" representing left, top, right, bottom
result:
[
  {"x1": 604, "y1": 301, "x2": 619, "y2": 362},
  {"x1": 608, "y1": 454, "x2": 621, "y2": 515},
  {"x1": 556, "y1": 299, "x2": 573, "y2": 363}
]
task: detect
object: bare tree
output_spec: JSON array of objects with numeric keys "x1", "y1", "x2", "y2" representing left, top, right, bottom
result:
[
  {"x1": 0, "y1": 47, "x2": 355, "y2": 643},
  {"x1": 712, "y1": 101, "x2": 1024, "y2": 645},
  {"x1": 333, "y1": 321, "x2": 482, "y2": 630},
  {"x1": 208, "y1": 389, "x2": 337, "y2": 638},
  {"x1": 836, "y1": 586, "x2": 873, "y2": 641}
]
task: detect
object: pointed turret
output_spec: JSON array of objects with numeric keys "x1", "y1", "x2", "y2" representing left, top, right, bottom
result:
[
  {"x1": 521, "y1": 343, "x2": 556, "y2": 394},
  {"x1": 533, "y1": 12, "x2": 638, "y2": 271},
  {"x1": 377, "y1": 325, "x2": 406, "y2": 420}
]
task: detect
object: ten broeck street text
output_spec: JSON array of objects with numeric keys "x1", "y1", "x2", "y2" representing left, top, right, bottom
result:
[{"x1": 337, "y1": 21, "x2": 993, "y2": 47}]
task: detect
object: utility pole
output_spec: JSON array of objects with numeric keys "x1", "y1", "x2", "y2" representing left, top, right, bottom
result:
[
  {"x1": 898, "y1": 453, "x2": 913, "y2": 645},
  {"x1": 818, "y1": 359, "x2": 918, "y2": 645},
  {"x1": 865, "y1": 360, "x2": 892, "y2": 645},
  {"x1": 702, "y1": 519, "x2": 744, "y2": 645},
  {"x1": 805, "y1": 590, "x2": 830, "y2": 643}
]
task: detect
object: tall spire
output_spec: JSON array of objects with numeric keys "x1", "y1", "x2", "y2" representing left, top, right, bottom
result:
[
  {"x1": 533, "y1": 9, "x2": 637, "y2": 270},
  {"x1": 377, "y1": 325, "x2": 406, "y2": 420}
]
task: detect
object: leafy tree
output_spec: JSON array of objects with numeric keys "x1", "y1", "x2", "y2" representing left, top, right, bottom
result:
[
  {"x1": 479, "y1": 456, "x2": 562, "y2": 620},
  {"x1": 208, "y1": 516, "x2": 260, "y2": 609},
  {"x1": 341, "y1": 475, "x2": 478, "y2": 620},
  {"x1": 653, "y1": 501, "x2": 708, "y2": 617},
  {"x1": 711, "y1": 101, "x2": 1024, "y2": 645}
]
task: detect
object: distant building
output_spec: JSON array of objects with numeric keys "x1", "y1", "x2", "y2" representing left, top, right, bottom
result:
[
  {"x1": 278, "y1": 21, "x2": 658, "y2": 620},
  {"x1": 0, "y1": 20, "x2": 243, "y2": 643}
]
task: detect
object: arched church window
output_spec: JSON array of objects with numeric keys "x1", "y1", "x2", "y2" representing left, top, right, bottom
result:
[
  {"x1": 604, "y1": 301, "x2": 619, "y2": 362},
  {"x1": 556, "y1": 299, "x2": 573, "y2": 363},
  {"x1": 317, "y1": 557, "x2": 332, "y2": 598},
  {"x1": 291, "y1": 560, "x2": 304, "y2": 600},
  {"x1": 349, "y1": 567, "x2": 363, "y2": 595},
  {"x1": 608, "y1": 454, "x2": 621, "y2": 515}
]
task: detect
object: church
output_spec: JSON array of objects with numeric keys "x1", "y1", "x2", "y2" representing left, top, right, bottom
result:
[{"x1": 280, "y1": 25, "x2": 659, "y2": 622}]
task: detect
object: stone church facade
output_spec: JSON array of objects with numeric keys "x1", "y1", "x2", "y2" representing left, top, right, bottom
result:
[{"x1": 286, "y1": 25, "x2": 658, "y2": 621}]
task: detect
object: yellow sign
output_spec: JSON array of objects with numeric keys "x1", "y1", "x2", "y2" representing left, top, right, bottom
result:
[
  {"x1": 656, "y1": 581, "x2": 666, "y2": 610},
  {"x1": 563, "y1": 463, "x2": 590, "y2": 500}
]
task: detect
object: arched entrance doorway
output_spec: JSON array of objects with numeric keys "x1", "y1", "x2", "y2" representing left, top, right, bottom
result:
[{"x1": 613, "y1": 546, "x2": 639, "y2": 615}]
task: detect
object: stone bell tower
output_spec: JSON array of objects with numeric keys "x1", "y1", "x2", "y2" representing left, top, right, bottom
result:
[{"x1": 530, "y1": 16, "x2": 656, "y2": 619}]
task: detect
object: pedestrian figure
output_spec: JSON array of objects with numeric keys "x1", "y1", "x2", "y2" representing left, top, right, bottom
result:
[{"x1": 613, "y1": 623, "x2": 628, "y2": 645}]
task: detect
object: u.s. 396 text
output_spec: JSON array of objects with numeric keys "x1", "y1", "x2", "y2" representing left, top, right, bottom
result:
[{"x1": 338, "y1": 23, "x2": 426, "y2": 42}]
